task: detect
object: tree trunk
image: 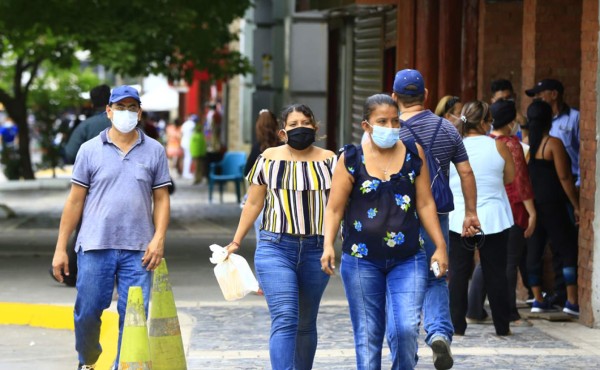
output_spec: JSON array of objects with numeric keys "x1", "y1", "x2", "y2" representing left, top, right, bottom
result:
[
  {"x1": 17, "y1": 113, "x2": 34, "y2": 180},
  {"x1": 2, "y1": 95, "x2": 35, "y2": 180},
  {"x1": 9, "y1": 97, "x2": 35, "y2": 180}
]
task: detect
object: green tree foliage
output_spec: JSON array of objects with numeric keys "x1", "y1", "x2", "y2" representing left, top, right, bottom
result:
[
  {"x1": 0, "y1": 0, "x2": 252, "y2": 179},
  {"x1": 29, "y1": 64, "x2": 100, "y2": 178}
]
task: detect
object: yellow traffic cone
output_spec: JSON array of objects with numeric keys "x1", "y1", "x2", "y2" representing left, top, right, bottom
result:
[
  {"x1": 148, "y1": 259, "x2": 187, "y2": 370},
  {"x1": 118, "y1": 286, "x2": 152, "y2": 370}
]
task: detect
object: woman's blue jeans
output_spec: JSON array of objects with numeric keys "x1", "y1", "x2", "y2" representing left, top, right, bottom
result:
[
  {"x1": 341, "y1": 250, "x2": 427, "y2": 370},
  {"x1": 254, "y1": 230, "x2": 330, "y2": 370},
  {"x1": 74, "y1": 249, "x2": 151, "y2": 367}
]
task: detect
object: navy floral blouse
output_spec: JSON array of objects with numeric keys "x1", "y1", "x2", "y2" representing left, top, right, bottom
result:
[{"x1": 341, "y1": 140, "x2": 425, "y2": 261}]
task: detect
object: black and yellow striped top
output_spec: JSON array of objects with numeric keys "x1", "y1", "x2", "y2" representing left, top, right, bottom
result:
[{"x1": 246, "y1": 154, "x2": 338, "y2": 236}]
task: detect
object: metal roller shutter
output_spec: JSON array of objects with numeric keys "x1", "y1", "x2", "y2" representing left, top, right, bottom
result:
[{"x1": 350, "y1": 7, "x2": 396, "y2": 144}]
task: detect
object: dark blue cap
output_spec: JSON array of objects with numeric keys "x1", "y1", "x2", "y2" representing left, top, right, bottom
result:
[
  {"x1": 393, "y1": 69, "x2": 425, "y2": 96},
  {"x1": 525, "y1": 79, "x2": 564, "y2": 97},
  {"x1": 109, "y1": 85, "x2": 141, "y2": 104}
]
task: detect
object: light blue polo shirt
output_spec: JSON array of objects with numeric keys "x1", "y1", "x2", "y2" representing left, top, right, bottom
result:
[
  {"x1": 71, "y1": 128, "x2": 172, "y2": 252},
  {"x1": 550, "y1": 106, "x2": 580, "y2": 186}
]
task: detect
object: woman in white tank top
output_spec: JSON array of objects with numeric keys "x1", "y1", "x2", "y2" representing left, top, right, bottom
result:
[{"x1": 447, "y1": 101, "x2": 515, "y2": 337}]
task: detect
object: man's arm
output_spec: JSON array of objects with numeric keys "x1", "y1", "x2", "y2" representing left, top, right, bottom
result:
[
  {"x1": 52, "y1": 184, "x2": 88, "y2": 281},
  {"x1": 142, "y1": 186, "x2": 170, "y2": 271},
  {"x1": 454, "y1": 160, "x2": 481, "y2": 236}
]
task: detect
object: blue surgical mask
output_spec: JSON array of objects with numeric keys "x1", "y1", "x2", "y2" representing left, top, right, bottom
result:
[{"x1": 367, "y1": 123, "x2": 399, "y2": 149}]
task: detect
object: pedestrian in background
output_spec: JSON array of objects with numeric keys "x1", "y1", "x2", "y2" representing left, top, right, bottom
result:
[
  {"x1": 204, "y1": 102, "x2": 224, "y2": 175},
  {"x1": 466, "y1": 99, "x2": 536, "y2": 327},
  {"x1": 0, "y1": 116, "x2": 18, "y2": 152},
  {"x1": 190, "y1": 119, "x2": 207, "y2": 185},
  {"x1": 63, "y1": 84, "x2": 112, "y2": 164},
  {"x1": 394, "y1": 68, "x2": 481, "y2": 370},
  {"x1": 52, "y1": 85, "x2": 171, "y2": 370},
  {"x1": 448, "y1": 101, "x2": 514, "y2": 337},
  {"x1": 140, "y1": 111, "x2": 160, "y2": 140},
  {"x1": 435, "y1": 95, "x2": 463, "y2": 125},
  {"x1": 243, "y1": 108, "x2": 280, "y2": 239},
  {"x1": 490, "y1": 79, "x2": 529, "y2": 145},
  {"x1": 50, "y1": 84, "x2": 112, "y2": 287},
  {"x1": 0, "y1": 116, "x2": 19, "y2": 179},
  {"x1": 525, "y1": 100, "x2": 580, "y2": 316},
  {"x1": 180, "y1": 114, "x2": 197, "y2": 179},
  {"x1": 165, "y1": 118, "x2": 184, "y2": 176},
  {"x1": 526, "y1": 79, "x2": 578, "y2": 307},
  {"x1": 525, "y1": 79, "x2": 580, "y2": 187},
  {"x1": 321, "y1": 94, "x2": 448, "y2": 369},
  {"x1": 225, "y1": 104, "x2": 336, "y2": 370}
]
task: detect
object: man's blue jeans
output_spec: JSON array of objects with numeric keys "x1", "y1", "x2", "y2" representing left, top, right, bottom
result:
[
  {"x1": 254, "y1": 230, "x2": 330, "y2": 370},
  {"x1": 340, "y1": 250, "x2": 427, "y2": 370},
  {"x1": 74, "y1": 249, "x2": 151, "y2": 367},
  {"x1": 421, "y1": 213, "x2": 454, "y2": 345}
]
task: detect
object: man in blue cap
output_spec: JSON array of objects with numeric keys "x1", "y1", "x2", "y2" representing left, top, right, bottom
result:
[
  {"x1": 392, "y1": 69, "x2": 481, "y2": 370},
  {"x1": 52, "y1": 85, "x2": 172, "y2": 370}
]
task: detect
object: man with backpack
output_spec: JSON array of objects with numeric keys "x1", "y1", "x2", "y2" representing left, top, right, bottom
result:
[{"x1": 392, "y1": 69, "x2": 481, "y2": 370}]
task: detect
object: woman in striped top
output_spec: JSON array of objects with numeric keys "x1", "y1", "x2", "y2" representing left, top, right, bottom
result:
[{"x1": 226, "y1": 104, "x2": 337, "y2": 370}]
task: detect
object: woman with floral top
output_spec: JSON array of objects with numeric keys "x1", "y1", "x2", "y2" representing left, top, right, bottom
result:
[
  {"x1": 226, "y1": 104, "x2": 337, "y2": 370},
  {"x1": 321, "y1": 94, "x2": 448, "y2": 369}
]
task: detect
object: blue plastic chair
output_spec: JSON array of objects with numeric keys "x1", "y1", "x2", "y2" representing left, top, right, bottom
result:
[{"x1": 208, "y1": 151, "x2": 247, "y2": 203}]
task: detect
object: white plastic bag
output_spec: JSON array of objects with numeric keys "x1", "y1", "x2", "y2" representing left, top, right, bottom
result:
[{"x1": 209, "y1": 244, "x2": 259, "y2": 301}]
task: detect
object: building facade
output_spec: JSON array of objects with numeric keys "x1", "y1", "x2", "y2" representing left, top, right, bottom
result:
[{"x1": 231, "y1": 0, "x2": 600, "y2": 326}]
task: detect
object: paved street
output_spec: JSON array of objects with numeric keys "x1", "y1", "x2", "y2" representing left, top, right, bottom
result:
[{"x1": 1, "y1": 178, "x2": 600, "y2": 369}]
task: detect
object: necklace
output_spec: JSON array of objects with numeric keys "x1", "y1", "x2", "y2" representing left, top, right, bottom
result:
[
  {"x1": 369, "y1": 145, "x2": 395, "y2": 180},
  {"x1": 287, "y1": 145, "x2": 296, "y2": 161}
]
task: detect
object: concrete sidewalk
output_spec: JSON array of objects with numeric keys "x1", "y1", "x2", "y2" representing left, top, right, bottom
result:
[{"x1": 1, "y1": 179, "x2": 600, "y2": 369}]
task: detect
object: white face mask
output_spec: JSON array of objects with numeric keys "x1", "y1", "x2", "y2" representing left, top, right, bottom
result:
[{"x1": 112, "y1": 110, "x2": 139, "y2": 133}]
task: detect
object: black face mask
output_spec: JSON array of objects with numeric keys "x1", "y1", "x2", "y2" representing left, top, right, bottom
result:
[{"x1": 285, "y1": 127, "x2": 315, "y2": 150}]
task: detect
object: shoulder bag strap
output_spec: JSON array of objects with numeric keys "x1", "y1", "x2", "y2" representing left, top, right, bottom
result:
[
  {"x1": 427, "y1": 118, "x2": 442, "y2": 153},
  {"x1": 405, "y1": 124, "x2": 424, "y2": 148}
]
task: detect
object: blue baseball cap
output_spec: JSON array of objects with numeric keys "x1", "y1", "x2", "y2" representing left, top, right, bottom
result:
[
  {"x1": 393, "y1": 69, "x2": 425, "y2": 96},
  {"x1": 109, "y1": 85, "x2": 141, "y2": 104}
]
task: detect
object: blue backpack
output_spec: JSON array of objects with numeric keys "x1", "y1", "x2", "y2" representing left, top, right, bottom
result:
[{"x1": 405, "y1": 119, "x2": 454, "y2": 214}]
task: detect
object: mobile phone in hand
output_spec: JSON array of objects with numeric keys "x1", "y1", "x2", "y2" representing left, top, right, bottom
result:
[{"x1": 431, "y1": 261, "x2": 441, "y2": 278}]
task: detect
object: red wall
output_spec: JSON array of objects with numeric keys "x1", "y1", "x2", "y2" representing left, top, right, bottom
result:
[
  {"x1": 578, "y1": 0, "x2": 598, "y2": 327},
  {"x1": 521, "y1": 0, "x2": 582, "y2": 113},
  {"x1": 478, "y1": 1, "x2": 523, "y2": 104}
]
